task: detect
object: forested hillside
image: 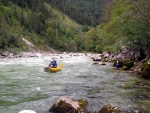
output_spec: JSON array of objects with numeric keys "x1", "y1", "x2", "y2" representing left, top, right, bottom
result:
[
  {"x1": 0, "y1": 0, "x2": 83, "y2": 53},
  {"x1": 96, "y1": 0, "x2": 150, "y2": 56},
  {"x1": 47, "y1": 0, "x2": 112, "y2": 26},
  {"x1": 0, "y1": 0, "x2": 149, "y2": 58},
  {"x1": 81, "y1": 0, "x2": 150, "y2": 57}
]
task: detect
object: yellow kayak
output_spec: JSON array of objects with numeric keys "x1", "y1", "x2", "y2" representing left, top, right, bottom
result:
[
  {"x1": 50, "y1": 64, "x2": 63, "y2": 72},
  {"x1": 44, "y1": 64, "x2": 63, "y2": 73}
]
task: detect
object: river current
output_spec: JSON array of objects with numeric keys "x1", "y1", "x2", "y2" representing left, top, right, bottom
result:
[{"x1": 0, "y1": 54, "x2": 149, "y2": 113}]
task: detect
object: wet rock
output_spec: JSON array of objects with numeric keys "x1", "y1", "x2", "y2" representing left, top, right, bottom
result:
[
  {"x1": 49, "y1": 96, "x2": 88, "y2": 113},
  {"x1": 123, "y1": 61, "x2": 134, "y2": 70},
  {"x1": 92, "y1": 62, "x2": 99, "y2": 65},
  {"x1": 113, "y1": 48, "x2": 145, "y2": 62},
  {"x1": 122, "y1": 66, "x2": 128, "y2": 70},
  {"x1": 101, "y1": 58, "x2": 109, "y2": 62},
  {"x1": 103, "y1": 53, "x2": 110, "y2": 58},
  {"x1": 148, "y1": 59, "x2": 150, "y2": 64},
  {"x1": 43, "y1": 67, "x2": 50, "y2": 72},
  {"x1": 137, "y1": 92, "x2": 150, "y2": 99},
  {"x1": 93, "y1": 58, "x2": 101, "y2": 61},
  {"x1": 0, "y1": 55, "x2": 4, "y2": 58},
  {"x1": 7, "y1": 53, "x2": 14, "y2": 58},
  {"x1": 0, "y1": 51, "x2": 44, "y2": 58},
  {"x1": 141, "y1": 61, "x2": 150, "y2": 79},
  {"x1": 1, "y1": 51, "x2": 9, "y2": 57},
  {"x1": 100, "y1": 52, "x2": 112, "y2": 62},
  {"x1": 99, "y1": 62, "x2": 106, "y2": 65},
  {"x1": 132, "y1": 61, "x2": 143, "y2": 74},
  {"x1": 99, "y1": 104, "x2": 122, "y2": 113}
]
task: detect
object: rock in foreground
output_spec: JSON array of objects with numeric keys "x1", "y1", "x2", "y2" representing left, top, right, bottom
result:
[
  {"x1": 49, "y1": 96, "x2": 88, "y2": 113},
  {"x1": 99, "y1": 104, "x2": 122, "y2": 113}
]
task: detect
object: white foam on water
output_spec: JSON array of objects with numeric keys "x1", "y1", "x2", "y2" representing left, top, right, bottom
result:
[
  {"x1": 0, "y1": 54, "x2": 90, "y2": 68},
  {"x1": 36, "y1": 87, "x2": 41, "y2": 91},
  {"x1": 19, "y1": 110, "x2": 36, "y2": 113}
]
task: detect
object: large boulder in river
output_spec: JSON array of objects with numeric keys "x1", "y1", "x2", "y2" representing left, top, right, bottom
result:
[
  {"x1": 1, "y1": 51, "x2": 9, "y2": 57},
  {"x1": 99, "y1": 104, "x2": 122, "y2": 113},
  {"x1": 112, "y1": 48, "x2": 146, "y2": 70},
  {"x1": 49, "y1": 96, "x2": 88, "y2": 113},
  {"x1": 113, "y1": 48, "x2": 145, "y2": 62}
]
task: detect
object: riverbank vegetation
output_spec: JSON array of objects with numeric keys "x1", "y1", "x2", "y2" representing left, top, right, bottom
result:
[{"x1": 97, "y1": 0, "x2": 150, "y2": 55}]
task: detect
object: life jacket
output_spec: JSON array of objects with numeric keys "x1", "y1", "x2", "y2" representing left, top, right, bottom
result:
[{"x1": 53, "y1": 60, "x2": 57, "y2": 67}]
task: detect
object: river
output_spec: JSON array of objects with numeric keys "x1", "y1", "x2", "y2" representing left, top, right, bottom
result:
[{"x1": 0, "y1": 54, "x2": 149, "y2": 113}]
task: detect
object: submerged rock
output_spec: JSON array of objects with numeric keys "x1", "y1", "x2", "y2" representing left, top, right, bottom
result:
[
  {"x1": 99, "y1": 104, "x2": 122, "y2": 113},
  {"x1": 49, "y1": 96, "x2": 88, "y2": 113}
]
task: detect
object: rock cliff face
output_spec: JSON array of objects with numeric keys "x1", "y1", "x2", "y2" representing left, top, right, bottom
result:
[
  {"x1": 113, "y1": 48, "x2": 146, "y2": 62},
  {"x1": 21, "y1": 38, "x2": 40, "y2": 52},
  {"x1": 21, "y1": 38, "x2": 59, "y2": 53}
]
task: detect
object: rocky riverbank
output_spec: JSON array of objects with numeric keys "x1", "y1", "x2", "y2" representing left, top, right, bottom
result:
[
  {"x1": 87, "y1": 48, "x2": 150, "y2": 79},
  {"x1": 0, "y1": 37, "x2": 61, "y2": 59},
  {"x1": 0, "y1": 51, "x2": 43, "y2": 58},
  {"x1": 0, "y1": 50, "x2": 60, "y2": 59},
  {"x1": 111, "y1": 48, "x2": 150, "y2": 79}
]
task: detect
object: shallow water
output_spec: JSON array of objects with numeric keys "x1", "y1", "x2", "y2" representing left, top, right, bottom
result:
[{"x1": 0, "y1": 54, "x2": 149, "y2": 113}]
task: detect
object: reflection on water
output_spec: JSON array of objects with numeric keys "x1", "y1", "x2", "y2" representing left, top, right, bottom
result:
[{"x1": 0, "y1": 54, "x2": 149, "y2": 113}]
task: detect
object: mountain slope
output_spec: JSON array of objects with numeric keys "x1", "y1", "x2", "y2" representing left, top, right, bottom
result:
[
  {"x1": 47, "y1": 0, "x2": 112, "y2": 26},
  {"x1": 0, "y1": 1, "x2": 83, "y2": 53}
]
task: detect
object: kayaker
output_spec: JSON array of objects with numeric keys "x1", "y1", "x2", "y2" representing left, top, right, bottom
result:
[
  {"x1": 49, "y1": 59, "x2": 57, "y2": 68},
  {"x1": 53, "y1": 59, "x2": 57, "y2": 68},
  {"x1": 115, "y1": 60, "x2": 119, "y2": 69},
  {"x1": 49, "y1": 60, "x2": 53, "y2": 67}
]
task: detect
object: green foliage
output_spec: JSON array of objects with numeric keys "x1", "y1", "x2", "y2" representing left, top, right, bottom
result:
[
  {"x1": 124, "y1": 0, "x2": 150, "y2": 52},
  {"x1": 47, "y1": 0, "x2": 112, "y2": 26},
  {"x1": 92, "y1": 0, "x2": 150, "y2": 55},
  {"x1": 0, "y1": 33, "x2": 26, "y2": 52},
  {"x1": 84, "y1": 28, "x2": 98, "y2": 51},
  {"x1": 0, "y1": 0, "x2": 84, "y2": 52},
  {"x1": 98, "y1": 1, "x2": 131, "y2": 53}
]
